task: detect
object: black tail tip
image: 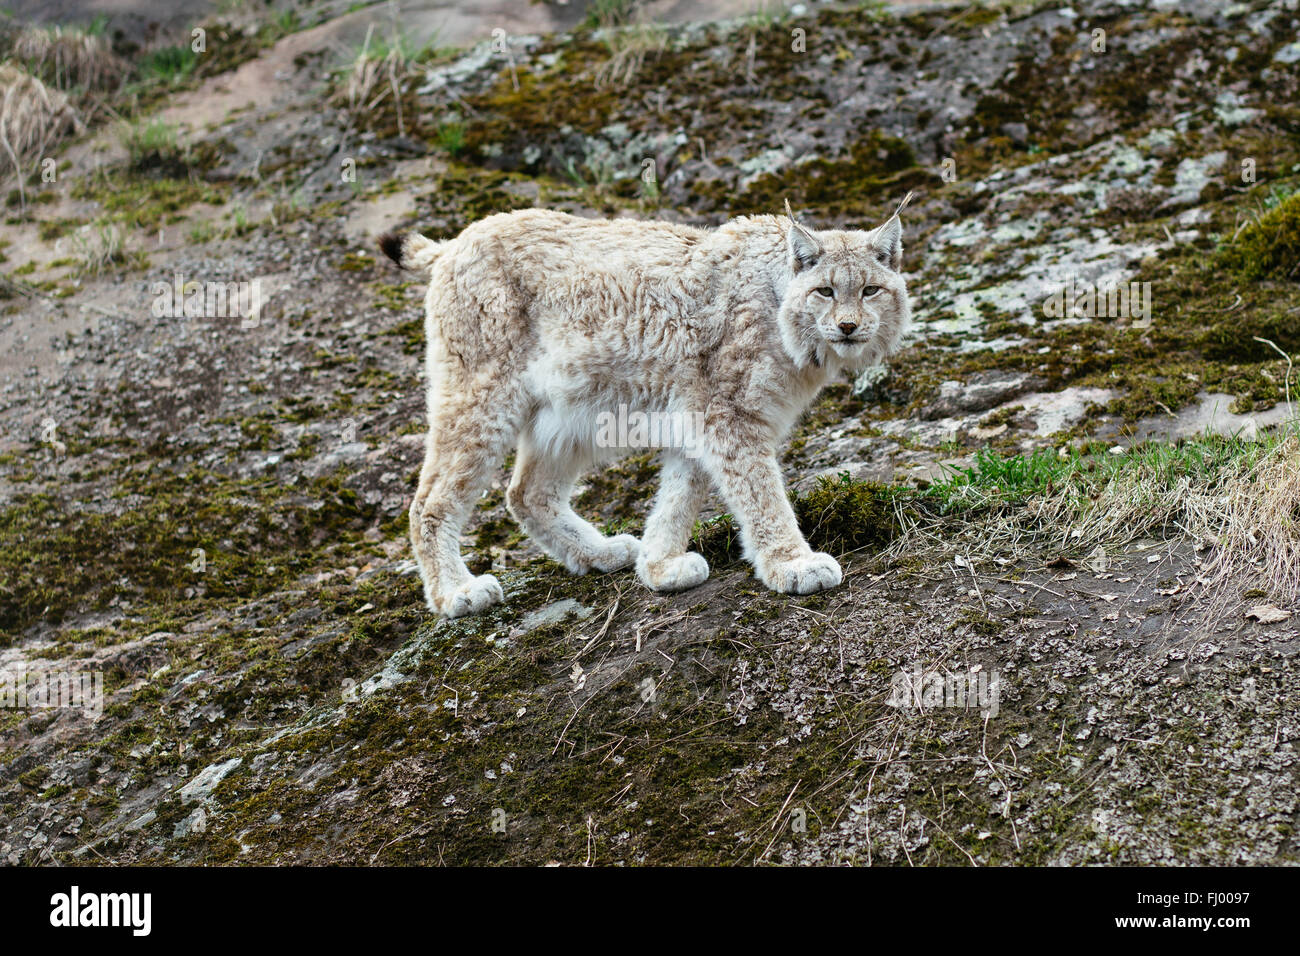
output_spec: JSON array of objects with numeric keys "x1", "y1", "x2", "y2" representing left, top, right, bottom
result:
[{"x1": 377, "y1": 231, "x2": 405, "y2": 265}]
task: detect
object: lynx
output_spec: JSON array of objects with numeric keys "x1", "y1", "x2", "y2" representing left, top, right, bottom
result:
[{"x1": 378, "y1": 198, "x2": 912, "y2": 617}]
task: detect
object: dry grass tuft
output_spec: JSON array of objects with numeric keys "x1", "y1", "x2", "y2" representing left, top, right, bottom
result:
[
  {"x1": 1037, "y1": 432, "x2": 1300, "y2": 605},
  {"x1": 1030, "y1": 466, "x2": 1217, "y2": 553},
  {"x1": 596, "y1": 18, "x2": 668, "y2": 89},
  {"x1": 335, "y1": 24, "x2": 429, "y2": 137},
  {"x1": 70, "y1": 220, "x2": 124, "y2": 275},
  {"x1": 0, "y1": 63, "x2": 83, "y2": 206},
  {"x1": 1200, "y1": 434, "x2": 1300, "y2": 604},
  {"x1": 10, "y1": 24, "x2": 127, "y2": 92},
  {"x1": 894, "y1": 423, "x2": 1300, "y2": 609}
]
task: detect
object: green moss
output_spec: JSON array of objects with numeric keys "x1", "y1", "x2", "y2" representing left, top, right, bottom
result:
[
  {"x1": 17, "y1": 766, "x2": 48, "y2": 789},
  {"x1": 170, "y1": 592, "x2": 858, "y2": 865},
  {"x1": 337, "y1": 252, "x2": 376, "y2": 272},
  {"x1": 704, "y1": 130, "x2": 934, "y2": 219},
  {"x1": 574, "y1": 453, "x2": 658, "y2": 521},
  {"x1": 955, "y1": 606, "x2": 1004, "y2": 638},
  {"x1": 690, "y1": 513, "x2": 743, "y2": 567},
  {"x1": 888, "y1": 193, "x2": 1300, "y2": 426},
  {"x1": 238, "y1": 416, "x2": 277, "y2": 449},
  {"x1": 793, "y1": 473, "x2": 901, "y2": 555},
  {"x1": 422, "y1": 164, "x2": 538, "y2": 232},
  {"x1": 38, "y1": 219, "x2": 80, "y2": 242},
  {"x1": 690, "y1": 474, "x2": 903, "y2": 567},
  {"x1": 72, "y1": 174, "x2": 227, "y2": 232},
  {"x1": 458, "y1": 53, "x2": 622, "y2": 169},
  {"x1": 0, "y1": 465, "x2": 375, "y2": 639},
  {"x1": 962, "y1": 6, "x2": 1004, "y2": 28},
  {"x1": 194, "y1": 22, "x2": 293, "y2": 79},
  {"x1": 381, "y1": 318, "x2": 424, "y2": 355},
  {"x1": 1217, "y1": 192, "x2": 1300, "y2": 281},
  {"x1": 370, "y1": 280, "x2": 418, "y2": 312}
]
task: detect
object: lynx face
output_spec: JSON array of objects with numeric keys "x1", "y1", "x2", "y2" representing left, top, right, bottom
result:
[{"x1": 777, "y1": 215, "x2": 910, "y2": 371}]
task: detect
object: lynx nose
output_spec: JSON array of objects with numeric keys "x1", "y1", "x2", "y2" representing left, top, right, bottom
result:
[{"x1": 838, "y1": 321, "x2": 858, "y2": 335}]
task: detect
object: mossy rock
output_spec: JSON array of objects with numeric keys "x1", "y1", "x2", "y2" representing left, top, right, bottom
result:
[
  {"x1": 0, "y1": 467, "x2": 375, "y2": 639},
  {"x1": 794, "y1": 474, "x2": 901, "y2": 555},
  {"x1": 1217, "y1": 192, "x2": 1300, "y2": 282}
]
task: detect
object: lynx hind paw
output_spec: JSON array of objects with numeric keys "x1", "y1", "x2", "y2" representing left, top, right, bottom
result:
[
  {"x1": 637, "y1": 551, "x2": 710, "y2": 592},
  {"x1": 438, "y1": 574, "x2": 505, "y2": 618},
  {"x1": 589, "y1": 533, "x2": 641, "y2": 573},
  {"x1": 761, "y1": 552, "x2": 842, "y2": 595}
]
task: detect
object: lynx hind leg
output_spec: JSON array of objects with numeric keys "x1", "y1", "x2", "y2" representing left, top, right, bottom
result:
[
  {"x1": 409, "y1": 396, "x2": 516, "y2": 618},
  {"x1": 636, "y1": 453, "x2": 711, "y2": 592},
  {"x1": 506, "y1": 437, "x2": 640, "y2": 575}
]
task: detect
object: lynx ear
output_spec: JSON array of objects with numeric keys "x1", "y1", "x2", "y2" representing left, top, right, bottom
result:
[
  {"x1": 871, "y1": 217, "x2": 902, "y2": 271},
  {"x1": 870, "y1": 191, "x2": 912, "y2": 272},
  {"x1": 784, "y1": 198, "x2": 821, "y2": 271},
  {"x1": 873, "y1": 191, "x2": 915, "y2": 270}
]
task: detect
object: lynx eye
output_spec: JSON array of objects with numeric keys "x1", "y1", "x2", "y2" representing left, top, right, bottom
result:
[
  {"x1": 814, "y1": 287, "x2": 834, "y2": 298},
  {"x1": 862, "y1": 285, "x2": 882, "y2": 298}
]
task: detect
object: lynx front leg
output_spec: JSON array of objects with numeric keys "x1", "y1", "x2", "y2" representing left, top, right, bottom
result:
[
  {"x1": 701, "y1": 438, "x2": 841, "y2": 596},
  {"x1": 506, "y1": 437, "x2": 640, "y2": 575},
  {"x1": 636, "y1": 453, "x2": 711, "y2": 592}
]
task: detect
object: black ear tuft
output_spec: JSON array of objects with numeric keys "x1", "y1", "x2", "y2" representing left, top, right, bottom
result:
[{"x1": 377, "y1": 231, "x2": 405, "y2": 265}]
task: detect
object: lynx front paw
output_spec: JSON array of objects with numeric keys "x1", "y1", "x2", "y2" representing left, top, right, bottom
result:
[
  {"x1": 589, "y1": 533, "x2": 641, "y2": 573},
  {"x1": 637, "y1": 551, "x2": 710, "y2": 592},
  {"x1": 437, "y1": 574, "x2": 505, "y2": 618},
  {"x1": 760, "y1": 552, "x2": 842, "y2": 595}
]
